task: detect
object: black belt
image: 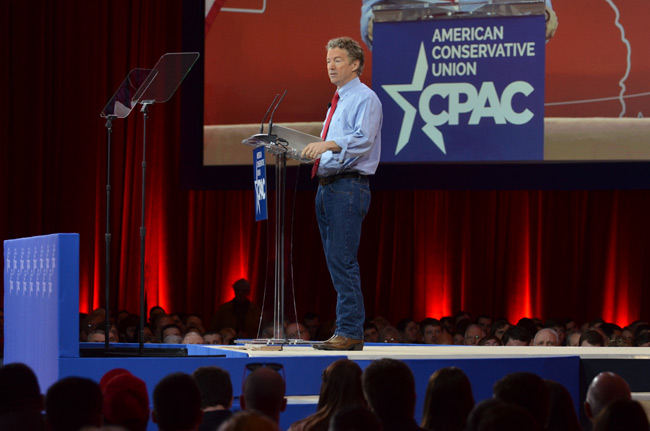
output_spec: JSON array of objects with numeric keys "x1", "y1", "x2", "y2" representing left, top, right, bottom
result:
[{"x1": 318, "y1": 172, "x2": 367, "y2": 186}]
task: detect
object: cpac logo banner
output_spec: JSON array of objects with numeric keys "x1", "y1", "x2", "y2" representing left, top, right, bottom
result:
[{"x1": 373, "y1": 15, "x2": 545, "y2": 162}]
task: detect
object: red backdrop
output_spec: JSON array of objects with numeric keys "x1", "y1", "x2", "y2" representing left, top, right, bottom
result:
[{"x1": 3, "y1": 1, "x2": 650, "y2": 331}]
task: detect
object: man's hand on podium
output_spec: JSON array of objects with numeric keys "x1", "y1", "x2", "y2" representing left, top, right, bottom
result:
[
  {"x1": 545, "y1": 5, "x2": 558, "y2": 40},
  {"x1": 301, "y1": 140, "x2": 342, "y2": 161}
]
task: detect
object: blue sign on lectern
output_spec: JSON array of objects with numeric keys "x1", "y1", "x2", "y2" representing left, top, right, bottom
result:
[
  {"x1": 253, "y1": 146, "x2": 268, "y2": 221},
  {"x1": 373, "y1": 14, "x2": 545, "y2": 162}
]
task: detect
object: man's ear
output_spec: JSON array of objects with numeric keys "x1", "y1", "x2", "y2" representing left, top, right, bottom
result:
[
  {"x1": 152, "y1": 409, "x2": 158, "y2": 424},
  {"x1": 228, "y1": 395, "x2": 233, "y2": 409},
  {"x1": 584, "y1": 402, "x2": 593, "y2": 420},
  {"x1": 240, "y1": 394, "x2": 246, "y2": 410}
]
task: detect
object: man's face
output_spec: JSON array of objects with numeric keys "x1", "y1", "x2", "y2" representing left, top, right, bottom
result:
[
  {"x1": 494, "y1": 324, "x2": 510, "y2": 340},
  {"x1": 568, "y1": 332, "x2": 581, "y2": 346},
  {"x1": 464, "y1": 326, "x2": 484, "y2": 345},
  {"x1": 327, "y1": 47, "x2": 359, "y2": 89},
  {"x1": 233, "y1": 285, "x2": 250, "y2": 302},
  {"x1": 535, "y1": 330, "x2": 559, "y2": 346},
  {"x1": 403, "y1": 321, "x2": 419, "y2": 343},
  {"x1": 478, "y1": 317, "x2": 492, "y2": 334},
  {"x1": 422, "y1": 325, "x2": 442, "y2": 344},
  {"x1": 204, "y1": 333, "x2": 223, "y2": 344}
]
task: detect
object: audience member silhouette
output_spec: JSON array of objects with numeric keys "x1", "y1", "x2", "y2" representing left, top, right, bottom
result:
[
  {"x1": 466, "y1": 399, "x2": 542, "y2": 431},
  {"x1": 493, "y1": 371, "x2": 550, "y2": 429},
  {"x1": 211, "y1": 278, "x2": 262, "y2": 339},
  {"x1": 421, "y1": 366, "x2": 474, "y2": 431},
  {"x1": 45, "y1": 376, "x2": 103, "y2": 431},
  {"x1": 544, "y1": 379, "x2": 582, "y2": 431},
  {"x1": 192, "y1": 366, "x2": 234, "y2": 431},
  {"x1": 328, "y1": 406, "x2": 383, "y2": 431},
  {"x1": 153, "y1": 372, "x2": 203, "y2": 431},
  {"x1": 593, "y1": 399, "x2": 649, "y2": 431},
  {"x1": 0, "y1": 362, "x2": 45, "y2": 431},
  {"x1": 288, "y1": 359, "x2": 365, "y2": 431},
  {"x1": 217, "y1": 410, "x2": 279, "y2": 431},
  {"x1": 100, "y1": 368, "x2": 149, "y2": 431},
  {"x1": 240, "y1": 365, "x2": 287, "y2": 424},
  {"x1": 362, "y1": 358, "x2": 424, "y2": 431},
  {"x1": 584, "y1": 372, "x2": 631, "y2": 424}
]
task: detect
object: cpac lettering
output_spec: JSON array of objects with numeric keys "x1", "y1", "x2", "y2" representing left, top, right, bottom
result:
[
  {"x1": 419, "y1": 81, "x2": 534, "y2": 126},
  {"x1": 254, "y1": 178, "x2": 266, "y2": 206}
]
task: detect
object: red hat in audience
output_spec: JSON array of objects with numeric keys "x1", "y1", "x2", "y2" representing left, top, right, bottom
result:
[
  {"x1": 101, "y1": 370, "x2": 150, "y2": 431},
  {"x1": 99, "y1": 368, "x2": 131, "y2": 390}
]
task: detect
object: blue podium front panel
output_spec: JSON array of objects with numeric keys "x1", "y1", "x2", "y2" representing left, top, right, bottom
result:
[
  {"x1": 4, "y1": 233, "x2": 79, "y2": 391},
  {"x1": 373, "y1": 15, "x2": 545, "y2": 162}
]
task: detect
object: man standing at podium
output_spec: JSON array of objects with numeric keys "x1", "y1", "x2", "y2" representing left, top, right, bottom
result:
[{"x1": 301, "y1": 37, "x2": 382, "y2": 351}]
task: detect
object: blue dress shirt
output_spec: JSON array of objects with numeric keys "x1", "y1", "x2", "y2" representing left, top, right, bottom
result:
[{"x1": 317, "y1": 77, "x2": 383, "y2": 177}]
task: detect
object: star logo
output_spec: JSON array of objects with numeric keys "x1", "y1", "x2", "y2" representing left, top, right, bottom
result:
[{"x1": 381, "y1": 42, "x2": 447, "y2": 156}]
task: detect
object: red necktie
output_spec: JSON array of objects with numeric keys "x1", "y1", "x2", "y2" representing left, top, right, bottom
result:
[{"x1": 312, "y1": 91, "x2": 340, "y2": 179}]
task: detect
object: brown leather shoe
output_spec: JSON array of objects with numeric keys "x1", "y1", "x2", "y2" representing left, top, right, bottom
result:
[{"x1": 313, "y1": 335, "x2": 364, "y2": 351}]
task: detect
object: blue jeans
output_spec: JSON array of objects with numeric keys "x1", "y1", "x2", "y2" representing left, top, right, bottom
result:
[{"x1": 315, "y1": 176, "x2": 370, "y2": 340}]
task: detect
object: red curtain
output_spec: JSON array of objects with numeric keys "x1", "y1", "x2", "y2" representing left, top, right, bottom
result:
[{"x1": 3, "y1": 2, "x2": 650, "y2": 331}]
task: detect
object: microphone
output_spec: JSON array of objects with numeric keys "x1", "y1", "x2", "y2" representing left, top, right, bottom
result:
[
  {"x1": 268, "y1": 90, "x2": 288, "y2": 136},
  {"x1": 260, "y1": 94, "x2": 279, "y2": 134}
]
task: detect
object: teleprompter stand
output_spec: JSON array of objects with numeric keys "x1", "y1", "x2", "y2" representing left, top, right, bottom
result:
[{"x1": 94, "y1": 53, "x2": 200, "y2": 357}]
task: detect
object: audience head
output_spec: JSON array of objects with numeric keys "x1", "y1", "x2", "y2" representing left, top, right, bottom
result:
[
  {"x1": 100, "y1": 369, "x2": 149, "y2": 431},
  {"x1": 421, "y1": 366, "x2": 475, "y2": 431},
  {"x1": 217, "y1": 410, "x2": 279, "y2": 431},
  {"x1": 502, "y1": 325, "x2": 531, "y2": 346},
  {"x1": 593, "y1": 399, "x2": 649, "y2": 431},
  {"x1": 0, "y1": 362, "x2": 43, "y2": 415},
  {"x1": 493, "y1": 371, "x2": 550, "y2": 428},
  {"x1": 567, "y1": 331, "x2": 582, "y2": 347},
  {"x1": 490, "y1": 319, "x2": 510, "y2": 341},
  {"x1": 464, "y1": 324, "x2": 485, "y2": 346},
  {"x1": 182, "y1": 332, "x2": 205, "y2": 344},
  {"x1": 241, "y1": 364, "x2": 287, "y2": 423},
  {"x1": 378, "y1": 326, "x2": 400, "y2": 343},
  {"x1": 634, "y1": 332, "x2": 650, "y2": 347},
  {"x1": 286, "y1": 322, "x2": 310, "y2": 341},
  {"x1": 192, "y1": 366, "x2": 233, "y2": 410},
  {"x1": 232, "y1": 278, "x2": 251, "y2": 302},
  {"x1": 318, "y1": 359, "x2": 365, "y2": 411},
  {"x1": 396, "y1": 318, "x2": 419, "y2": 343},
  {"x1": 363, "y1": 322, "x2": 379, "y2": 343},
  {"x1": 580, "y1": 330, "x2": 605, "y2": 347},
  {"x1": 153, "y1": 372, "x2": 203, "y2": 431},
  {"x1": 149, "y1": 305, "x2": 165, "y2": 324},
  {"x1": 303, "y1": 312, "x2": 321, "y2": 340},
  {"x1": 584, "y1": 372, "x2": 631, "y2": 422},
  {"x1": 45, "y1": 377, "x2": 103, "y2": 431},
  {"x1": 478, "y1": 335, "x2": 502, "y2": 346},
  {"x1": 533, "y1": 328, "x2": 560, "y2": 346},
  {"x1": 420, "y1": 318, "x2": 442, "y2": 344},
  {"x1": 544, "y1": 379, "x2": 582, "y2": 431},
  {"x1": 328, "y1": 406, "x2": 383, "y2": 431},
  {"x1": 476, "y1": 315, "x2": 493, "y2": 335},
  {"x1": 467, "y1": 398, "x2": 542, "y2": 431},
  {"x1": 362, "y1": 358, "x2": 416, "y2": 423},
  {"x1": 203, "y1": 330, "x2": 224, "y2": 344},
  {"x1": 545, "y1": 319, "x2": 567, "y2": 345}
]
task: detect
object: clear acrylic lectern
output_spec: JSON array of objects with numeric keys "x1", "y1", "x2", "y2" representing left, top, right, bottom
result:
[{"x1": 243, "y1": 125, "x2": 322, "y2": 346}]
